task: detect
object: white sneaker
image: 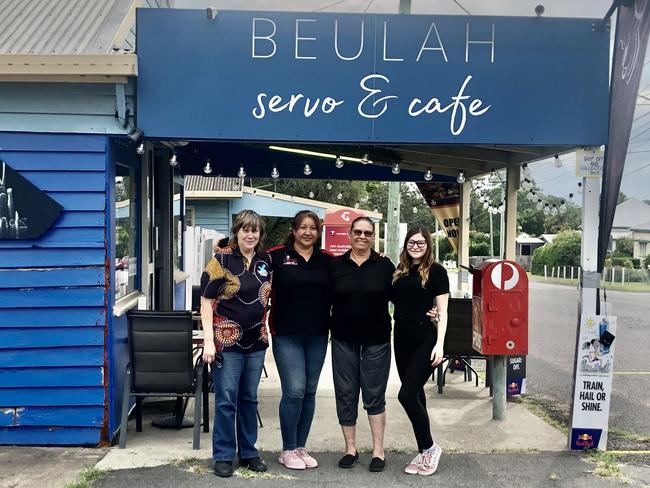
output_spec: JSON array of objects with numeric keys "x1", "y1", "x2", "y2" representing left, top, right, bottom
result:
[
  {"x1": 404, "y1": 453, "x2": 422, "y2": 474},
  {"x1": 278, "y1": 449, "x2": 306, "y2": 470},
  {"x1": 417, "y1": 443, "x2": 442, "y2": 476},
  {"x1": 295, "y1": 447, "x2": 318, "y2": 468}
]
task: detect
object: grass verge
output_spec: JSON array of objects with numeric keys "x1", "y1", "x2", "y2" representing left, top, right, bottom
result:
[
  {"x1": 511, "y1": 396, "x2": 569, "y2": 434},
  {"x1": 527, "y1": 274, "x2": 650, "y2": 292},
  {"x1": 64, "y1": 467, "x2": 106, "y2": 488},
  {"x1": 583, "y1": 450, "x2": 627, "y2": 480}
]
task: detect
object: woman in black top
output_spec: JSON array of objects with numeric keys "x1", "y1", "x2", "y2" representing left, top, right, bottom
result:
[
  {"x1": 267, "y1": 210, "x2": 332, "y2": 471},
  {"x1": 329, "y1": 216, "x2": 395, "y2": 473},
  {"x1": 392, "y1": 226, "x2": 449, "y2": 477}
]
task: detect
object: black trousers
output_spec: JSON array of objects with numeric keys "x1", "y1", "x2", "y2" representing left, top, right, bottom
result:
[{"x1": 394, "y1": 320, "x2": 436, "y2": 452}]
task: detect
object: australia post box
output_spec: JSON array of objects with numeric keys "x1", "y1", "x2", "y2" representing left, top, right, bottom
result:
[{"x1": 471, "y1": 260, "x2": 528, "y2": 355}]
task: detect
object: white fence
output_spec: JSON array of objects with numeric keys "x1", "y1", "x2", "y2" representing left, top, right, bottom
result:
[{"x1": 541, "y1": 265, "x2": 650, "y2": 284}]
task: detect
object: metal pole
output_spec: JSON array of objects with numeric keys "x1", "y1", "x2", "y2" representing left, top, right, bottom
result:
[
  {"x1": 489, "y1": 207, "x2": 494, "y2": 256},
  {"x1": 386, "y1": 182, "x2": 401, "y2": 264},
  {"x1": 435, "y1": 218, "x2": 439, "y2": 262},
  {"x1": 492, "y1": 355, "x2": 507, "y2": 419}
]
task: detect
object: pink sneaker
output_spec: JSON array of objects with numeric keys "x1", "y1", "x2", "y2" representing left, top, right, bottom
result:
[
  {"x1": 278, "y1": 449, "x2": 306, "y2": 470},
  {"x1": 295, "y1": 447, "x2": 318, "y2": 468},
  {"x1": 417, "y1": 444, "x2": 442, "y2": 476},
  {"x1": 404, "y1": 453, "x2": 422, "y2": 474}
]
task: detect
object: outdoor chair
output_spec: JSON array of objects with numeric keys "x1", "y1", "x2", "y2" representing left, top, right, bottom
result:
[{"x1": 119, "y1": 310, "x2": 205, "y2": 449}]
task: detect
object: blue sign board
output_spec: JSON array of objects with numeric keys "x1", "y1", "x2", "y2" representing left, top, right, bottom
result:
[{"x1": 137, "y1": 9, "x2": 609, "y2": 145}]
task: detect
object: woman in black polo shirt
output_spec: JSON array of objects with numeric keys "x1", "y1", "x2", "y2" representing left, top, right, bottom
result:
[
  {"x1": 392, "y1": 226, "x2": 449, "y2": 476},
  {"x1": 268, "y1": 210, "x2": 332, "y2": 471},
  {"x1": 329, "y1": 216, "x2": 395, "y2": 473},
  {"x1": 200, "y1": 210, "x2": 272, "y2": 478}
]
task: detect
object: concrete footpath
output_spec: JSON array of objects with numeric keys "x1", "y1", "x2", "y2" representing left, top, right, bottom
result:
[{"x1": 2, "y1": 350, "x2": 650, "y2": 487}]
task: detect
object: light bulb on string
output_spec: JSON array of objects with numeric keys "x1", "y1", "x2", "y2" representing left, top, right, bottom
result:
[
  {"x1": 424, "y1": 168, "x2": 433, "y2": 181},
  {"x1": 554, "y1": 154, "x2": 563, "y2": 168},
  {"x1": 354, "y1": 201, "x2": 360, "y2": 209},
  {"x1": 373, "y1": 206, "x2": 379, "y2": 213},
  {"x1": 309, "y1": 190, "x2": 315, "y2": 198},
  {"x1": 483, "y1": 201, "x2": 489, "y2": 209},
  {"x1": 237, "y1": 165, "x2": 246, "y2": 178},
  {"x1": 336, "y1": 192, "x2": 343, "y2": 200},
  {"x1": 361, "y1": 154, "x2": 371, "y2": 164},
  {"x1": 412, "y1": 206, "x2": 418, "y2": 214},
  {"x1": 577, "y1": 181, "x2": 583, "y2": 194},
  {"x1": 136, "y1": 143, "x2": 145, "y2": 155},
  {"x1": 543, "y1": 204, "x2": 551, "y2": 215},
  {"x1": 457, "y1": 170, "x2": 465, "y2": 184},
  {"x1": 527, "y1": 190, "x2": 536, "y2": 201},
  {"x1": 550, "y1": 204, "x2": 558, "y2": 216},
  {"x1": 303, "y1": 163, "x2": 312, "y2": 176},
  {"x1": 203, "y1": 159, "x2": 212, "y2": 174},
  {"x1": 559, "y1": 201, "x2": 567, "y2": 213},
  {"x1": 271, "y1": 166, "x2": 280, "y2": 179},
  {"x1": 335, "y1": 156, "x2": 344, "y2": 169},
  {"x1": 490, "y1": 169, "x2": 499, "y2": 183},
  {"x1": 430, "y1": 199, "x2": 436, "y2": 206},
  {"x1": 522, "y1": 163, "x2": 531, "y2": 178},
  {"x1": 326, "y1": 181, "x2": 333, "y2": 190},
  {"x1": 536, "y1": 199, "x2": 543, "y2": 210},
  {"x1": 169, "y1": 153, "x2": 178, "y2": 167},
  {"x1": 392, "y1": 163, "x2": 400, "y2": 175},
  {"x1": 569, "y1": 192, "x2": 574, "y2": 201}
]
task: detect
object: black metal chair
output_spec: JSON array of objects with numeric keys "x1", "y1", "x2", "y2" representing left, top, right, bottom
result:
[
  {"x1": 119, "y1": 310, "x2": 205, "y2": 449},
  {"x1": 437, "y1": 298, "x2": 486, "y2": 394}
]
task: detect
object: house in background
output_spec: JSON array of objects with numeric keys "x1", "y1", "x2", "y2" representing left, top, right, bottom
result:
[
  {"x1": 516, "y1": 233, "x2": 545, "y2": 270},
  {"x1": 610, "y1": 198, "x2": 650, "y2": 261},
  {"x1": 184, "y1": 175, "x2": 382, "y2": 238}
]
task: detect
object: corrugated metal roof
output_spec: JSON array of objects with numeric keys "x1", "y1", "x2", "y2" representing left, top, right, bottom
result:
[
  {"x1": 0, "y1": 0, "x2": 170, "y2": 55},
  {"x1": 185, "y1": 176, "x2": 242, "y2": 193}
]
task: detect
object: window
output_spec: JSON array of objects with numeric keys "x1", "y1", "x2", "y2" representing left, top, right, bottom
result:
[
  {"x1": 115, "y1": 164, "x2": 138, "y2": 299},
  {"x1": 521, "y1": 244, "x2": 531, "y2": 256},
  {"x1": 640, "y1": 241, "x2": 648, "y2": 258}
]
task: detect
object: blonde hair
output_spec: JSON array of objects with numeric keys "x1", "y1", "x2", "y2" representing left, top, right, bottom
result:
[
  {"x1": 392, "y1": 226, "x2": 435, "y2": 288},
  {"x1": 229, "y1": 210, "x2": 265, "y2": 253}
]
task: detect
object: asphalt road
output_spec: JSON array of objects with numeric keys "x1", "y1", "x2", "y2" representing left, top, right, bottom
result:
[{"x1": 526, "y1": 281, "x2": 650, "y2": 448}]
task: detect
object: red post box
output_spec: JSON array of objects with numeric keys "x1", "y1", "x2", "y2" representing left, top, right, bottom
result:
[{"x1": 471, "y1": 260, "x2": 528, "y2": 355}]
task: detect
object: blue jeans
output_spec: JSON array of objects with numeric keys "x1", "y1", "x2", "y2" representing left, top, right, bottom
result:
[
  {"x1": 272, "y1": 334, "x2": 328, "y2": 450},
  {"x1": 212, "y1": 349, "x2": 266, "y2": 462}
]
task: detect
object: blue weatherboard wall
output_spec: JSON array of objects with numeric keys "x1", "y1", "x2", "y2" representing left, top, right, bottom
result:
[
  {"x1": 0, "y1": 132, "x2": 108, "y2": 446},
  {"x1": 138, "y1": 9, "x2": 610, "y2": 145}
]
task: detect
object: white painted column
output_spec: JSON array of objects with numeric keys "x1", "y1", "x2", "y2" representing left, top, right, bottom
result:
[{"x1": 457, "y1": 181, "x2": 471, "y2": 294}]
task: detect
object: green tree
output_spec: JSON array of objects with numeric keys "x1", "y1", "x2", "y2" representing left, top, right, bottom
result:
[
  {"x1": 531, "y1": 230, "x2": 581, "y2": 274},
  {"x1": 469, "y1": 230, "x2": 491, "y2": 256},
  {"x1": 617, "y1": 191, "x2": 628, "y2": 205},
  {"x1": 613, "y1": 237, "x2": 634, "y2": 257}
]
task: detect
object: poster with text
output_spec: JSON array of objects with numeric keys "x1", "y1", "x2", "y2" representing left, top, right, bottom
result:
[
  {"x1": 569, "y1": 314, "x2": 617, "y2": 450},
  {"x1": 416, "y1": 182, "x2": 460, "y2": 251}
]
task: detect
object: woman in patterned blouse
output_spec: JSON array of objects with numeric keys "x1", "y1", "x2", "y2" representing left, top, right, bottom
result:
[{"x1": 200, "y1": 210, "x2": 272, "y2": 478}]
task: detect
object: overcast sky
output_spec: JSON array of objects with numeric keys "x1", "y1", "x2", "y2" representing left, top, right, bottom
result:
[{"x1": 170, "y1": 0, "x2": 649, "y2": 203}]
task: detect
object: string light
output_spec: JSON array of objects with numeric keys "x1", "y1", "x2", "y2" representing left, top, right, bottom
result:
[
  {"x1": 424, "y1": 168, "x2": 433, "y2": 181},
  {"x1": 354, "y1": 201, "x2": 360, "y2": 209},
  {"x1": 412, "y1": 206, "x2": 418, "y2": 214},
  {"x1": 336, "y1": 192, "x2": 343, "y2": 200},
  {"x1": 335, "y1": 156, "x2": 344, "y2": 168},
  {"x1": 326, "y1": 181, "x2": 333, "y2": 190},
  {"x1": 361, "y1": 154, "x2": 371, "y2": 164},
  {"x1": 554, "y1": 154, "x2": 563, "y2": 168},
  {"x1": 392, "y1": 163, "x2": 401, "y2": 175},
  {"x1": 237, "y1": 165, "x2": 246, "y2": 178},
  {"x1": 457, "y1": 170, "x2": 465, "y2": 184},
  {"x1": 203, "y1": 159, "x2": 212, "y2": 174},
  {"x1": 536, "y1": 199, "x2": 544, "y2": 210},
  {"x1": 136, "y1": 143, "x2": 145, "y2": 155},
  {"x1": 271, "y1": 165, "x2": 280, "y2": 179},
  {"x1": 550, "y1": 204, "x2": 558, "y2": 216},
  {"x1": 559, "y1": 201, "x2": 567, "y2": 214},
  {"x1": 303, "y1": 163, "x2": 312, "y2": 176},
  {"x1": 169, "y1": 154, "x2": 178, "y2": 167},
  {"x1": 309, "y1": 190, "x2": 315, "y2": 198}
]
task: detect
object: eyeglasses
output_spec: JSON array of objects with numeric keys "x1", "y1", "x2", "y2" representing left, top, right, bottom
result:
[
  {"x1": 352, "y1": 229, "x2": 374, "y2": 238},
  {"x1": 407, "y1": 240, "x2": 427, "y2": 249}
]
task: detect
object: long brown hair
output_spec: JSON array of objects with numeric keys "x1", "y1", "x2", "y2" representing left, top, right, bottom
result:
[{"x1": 392, "y1": 226, "x2": 435, "y2": 287}]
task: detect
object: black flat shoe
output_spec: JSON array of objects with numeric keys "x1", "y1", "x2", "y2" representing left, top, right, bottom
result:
[
  {"x1": 239, "y1": 456, "x2": 268, "y2": 472},
  {"x1": 214, "y1": 460, "x2": 234, "y2": 477},
  {"x1": 338, "y1": 451, "x2": 359, "y2": 468},
  {"x1": 369, "y1": 457, "x2": 385, "y2": 472}
]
